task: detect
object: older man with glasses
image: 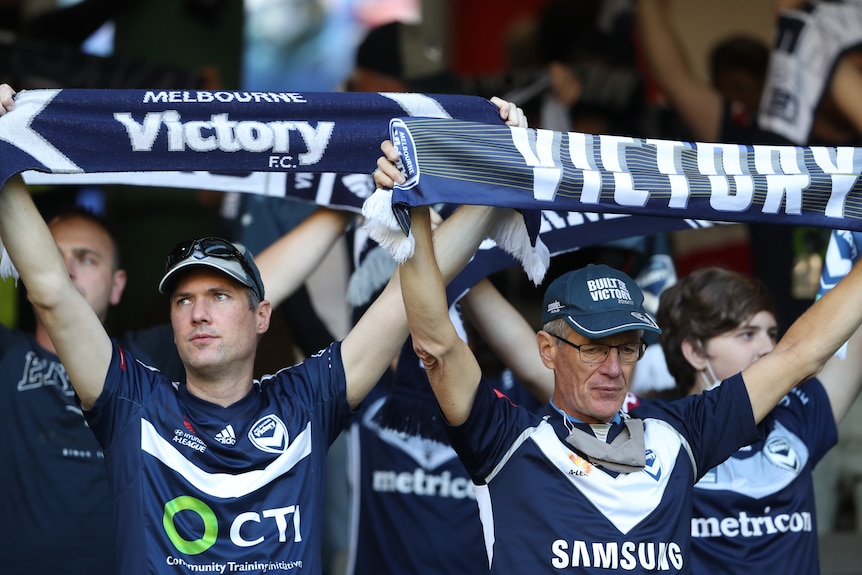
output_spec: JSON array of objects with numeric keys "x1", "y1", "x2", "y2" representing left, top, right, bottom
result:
[{"x1": 383, "y1": 153, "x2": 862, "y2": 573}]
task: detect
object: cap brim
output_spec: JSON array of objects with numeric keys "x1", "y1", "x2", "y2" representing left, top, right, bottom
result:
[
  {"x1": 564, "y1": 310, "x2": 661, "y2": 338},
  {"x1": 159, "y1": 257, "x2": 254, "y2": 296}
]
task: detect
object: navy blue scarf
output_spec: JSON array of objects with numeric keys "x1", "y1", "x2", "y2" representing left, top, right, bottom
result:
[
  {"x1": 0, "y1": 89, "x2": 502, "y2": 204},
  {"x1": 377, "y1": 117, "x2": 862, "y2": 231},
  {"x1": 4, "y1": 89, "x2": 858, "y2": 290}
]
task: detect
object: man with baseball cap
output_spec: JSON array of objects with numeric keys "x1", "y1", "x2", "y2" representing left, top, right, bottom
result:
[
  {"x1": 0, "y1": 179, "x2": 507, "y2": 575},
  {"x1": 0, "y1": 80, "x2": 529, "y2": 574},
  {"x1": 389, "y1": 183, "x2": 862, "y2": 572}
]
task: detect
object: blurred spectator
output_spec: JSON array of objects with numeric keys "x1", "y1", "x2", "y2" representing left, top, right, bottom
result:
[
  {"x1": 345, "y1": 19, "x2": 462, "y2": 93},
  {"x1": 636, "y1": 0, "x2": 769, "y2": 143}
]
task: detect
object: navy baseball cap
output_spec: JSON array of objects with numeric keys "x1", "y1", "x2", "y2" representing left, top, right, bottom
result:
[
  {"x1": 541, "y1": 264, "x2": 661, "y2": 337},
  {"x1": 159, "y1": 237, "x2": 265, "y2": 301}
]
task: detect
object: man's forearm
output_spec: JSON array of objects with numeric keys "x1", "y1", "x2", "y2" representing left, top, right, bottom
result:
[{"x1": 0, "y1": 174, "x2": 70, "y2": 308}]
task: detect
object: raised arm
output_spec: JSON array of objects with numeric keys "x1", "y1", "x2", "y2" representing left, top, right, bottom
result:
[
  {"x1": 828, "y1": 52, "x2": 862, "y2": 139},
  {"x1": 816, "y1": 321, "x2": 862, "y2": 423},
  {"x1": 0, "y1": 173, "x2": 111, "y2": 409},
  {"x1": 636, "y1": 0, "x2": 723, "y2": 142},
  {"x1": 742, "y1": 257, "x2": 862, "y2": 423},
  {"x1": 253, "y1": 206, "x2": 353, "y2": 308},
  {"x1": 460, "y1": 278, "x2": 554, "y2": 404},
  {"x1": 339, "y1": 97, "x2": 527, "y2": 410},
  {"x1": 0, "y1": 84, "x2": 110, "y2": 408},
  {"x1": 400, "y1": 206, "x2": 483, "y2": 424},
  {"x1": 341, "y1": 203, "x2": 502, "y2": 410},
  {"x1": 809, "y1": 229, "x2": 862, "y2": 423}
]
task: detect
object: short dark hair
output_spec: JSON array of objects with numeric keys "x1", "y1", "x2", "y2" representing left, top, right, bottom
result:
[
  {"x1": 245, "y1": 286, "x2": 261, "y2": 310},
  {"x1": 657, "y1": 267, "x2": 774, "y2": 393},
  {"x1": 47, "y1": 205, "x2": 122, "y2": 271}
]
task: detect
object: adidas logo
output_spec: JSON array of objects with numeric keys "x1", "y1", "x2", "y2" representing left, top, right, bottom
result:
[{"x1": 215, "y1": 425, "x2": 236, "y2": 445}]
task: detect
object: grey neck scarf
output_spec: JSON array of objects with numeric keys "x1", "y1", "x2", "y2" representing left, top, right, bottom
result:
[{"x1": 563, "y1": 416, "x2": 646, "y2": 474}]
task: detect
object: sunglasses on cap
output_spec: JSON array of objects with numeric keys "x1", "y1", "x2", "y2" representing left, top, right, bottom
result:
[{"x1": 165, "y1": 237, "x2": 265, "y2": 300}]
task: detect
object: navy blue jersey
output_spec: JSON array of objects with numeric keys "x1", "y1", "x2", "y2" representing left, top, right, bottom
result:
[
  {"x1": 84, "y1": 340, "x2": 351, "y2": 575},
  {"x1": 0, "y1": 325, "x2": 117, "y2": 575},
  {"x1": 450, "y1": 373, "x2": 759, "y2": 574},
  {"x1": 0, "y1": 322, "x2": 179, "y2": 575},
  {"x1": 345, "y1": 384, "x2": 488, "y2": 575},
  {"x1": 343, "y1": 338, "x2": 543, "y2": 575},
  {"x1": 688, "y1": 378, "x2": 837, "y2": 574}
]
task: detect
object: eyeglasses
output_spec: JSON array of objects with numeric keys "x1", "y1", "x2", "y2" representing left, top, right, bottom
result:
[
  {"x1": 550, "y1": 334, "x2": 646, "y2": 364},
  {"x1": 165, "y1": 237, "x2": 264, "y2": 300}
]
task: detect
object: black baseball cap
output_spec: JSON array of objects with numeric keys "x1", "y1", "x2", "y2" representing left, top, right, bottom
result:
[{"x1": 355, "y1": 21, "x2": 461, "y2": 93}]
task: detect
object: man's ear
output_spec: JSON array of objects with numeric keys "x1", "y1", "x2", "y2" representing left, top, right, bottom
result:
[
  {"x1": 256, "y1": 300, "x2": 272, "y2": 335},
  {"x1": 537, "y1": 330, "x2": 558, "y2": 369},
  {"x1": 110, "y1": 269, "x2": 127, "y2": 306},
  {"x1": 681, "y1": 338, "x2": 707, "y2": 370}
]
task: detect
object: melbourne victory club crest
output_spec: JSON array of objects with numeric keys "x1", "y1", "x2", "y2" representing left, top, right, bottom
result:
[
  {"x1": 249, "y1": 415, "x2": 289, "y2": 453},
  {"x1": 388, "y1": 118, "x2": 420, "y2": 190}
]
